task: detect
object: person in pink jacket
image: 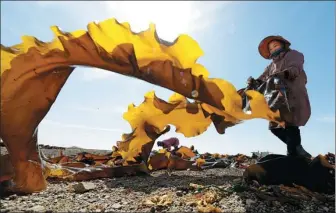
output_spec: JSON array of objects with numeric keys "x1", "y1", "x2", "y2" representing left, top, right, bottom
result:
[
  {"x1": 157, "y1": 137, "x2": 180, "y2": 152},
  {"x1": 250, "y1": 35, "x2": 312, "y2": 158}
]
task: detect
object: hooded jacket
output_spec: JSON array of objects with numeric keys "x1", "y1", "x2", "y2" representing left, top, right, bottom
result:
[{"x1": 258, "y1": 49, "x2": 311, "y2": 127}]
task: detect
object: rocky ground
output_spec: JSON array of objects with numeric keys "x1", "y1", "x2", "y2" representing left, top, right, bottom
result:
[
  {"x1": 0, "y1": 146, "x2": 112, "y2": 157},
  {"x1": 0, "y1": 147, "x2": 334, "y2": 213}
]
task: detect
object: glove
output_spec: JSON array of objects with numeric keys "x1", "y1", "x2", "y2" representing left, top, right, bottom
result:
[
  {"x1": 247, "y1": 76, "x2": 254, "y2": 85},
  {"x1": 237, "y1": 88, "x2": 245, "y2": 96}
]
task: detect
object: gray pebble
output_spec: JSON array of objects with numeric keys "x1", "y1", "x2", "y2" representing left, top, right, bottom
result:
[
  {"x1": 111, "y1": 203, "x2": 122, "y2": 209},
  {"x1": 246, "y1": 199, "x2": 255, "y2": 206},
  {"x1": 29, "y1": 205, "x2": 46, "y2": 212},
  {"x1": 72, "y1": 182, "x2": 96, "y2": 194}
]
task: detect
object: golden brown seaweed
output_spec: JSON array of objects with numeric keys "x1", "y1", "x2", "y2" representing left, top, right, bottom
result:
[{"x1": 0, "y1": 18, "x2": 283, "y2": 193}]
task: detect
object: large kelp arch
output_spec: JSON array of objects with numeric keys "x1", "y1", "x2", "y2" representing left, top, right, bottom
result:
[{"x1": 1, "y1": 18, "x2": 282, "y2": 193}]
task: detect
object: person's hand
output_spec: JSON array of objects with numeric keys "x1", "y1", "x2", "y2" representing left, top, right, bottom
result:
[
  {"x1": 247, "y1": 76, "x2": 254, "y2": 85},
  {"x1": 237, "y1": 88, "x2": 245, "y2": 96}
]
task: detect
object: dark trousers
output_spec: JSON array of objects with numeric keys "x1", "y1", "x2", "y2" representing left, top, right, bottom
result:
[{"x1": 270, "y1": 126, "x2": 301, "y2": 155}]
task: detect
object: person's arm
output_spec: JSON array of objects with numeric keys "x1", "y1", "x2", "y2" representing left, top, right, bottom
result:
[
  {"x1": 166, "y1": 144, "x2": 172, "y2": 151},
  {"x1": 272, "y1": 50, "x2": 304, "y2": 80}
]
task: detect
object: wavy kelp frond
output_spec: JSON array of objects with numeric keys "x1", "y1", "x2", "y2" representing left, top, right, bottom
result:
[
  {"x1": 118, "y1": 91, "x2": 212, "y2": 162},
  {"x1": 44, "y1": 161, "x2": 150, "y2": 181},
  {"x1": 1, "y1": 17, "x2": 280, "y2": 124},
  {"x1": 117, "y1": 88, "x2": 282, "y2": 162},
  {"x1": 1, "y1": 17, "x2": 282, "y2": 193},
  {"x1": 176, "y1": 146, "x2": 196, "y2": 159},
  {"x1": 0, "y1": 18, "x2": 205, "y2": 77}
]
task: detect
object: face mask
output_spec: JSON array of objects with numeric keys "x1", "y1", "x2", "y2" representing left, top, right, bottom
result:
[{"x1": 270, "y1": 46, "x2": 284, "y2": 58}]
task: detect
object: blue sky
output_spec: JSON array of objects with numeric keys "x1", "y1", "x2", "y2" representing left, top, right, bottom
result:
[{"x1": 1, "y1": 1, "x2": 335, "y2": 155}]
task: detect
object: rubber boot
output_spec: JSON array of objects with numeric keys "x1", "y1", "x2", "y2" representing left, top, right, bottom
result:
[
  {"x1": 295, "y1": 145, "x2": 312, "y2": 158},
  {"x1": 287, "y1": 145, "x2": 312, "y2": 159}
]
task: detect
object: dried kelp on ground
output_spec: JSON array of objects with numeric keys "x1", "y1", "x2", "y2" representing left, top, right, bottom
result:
[
  {"x1": 2, "y1": 143, "x2": 334, "y2": 197},
  {"x1": 1, "y1": 145, "x2": 334, "y2": 213}
]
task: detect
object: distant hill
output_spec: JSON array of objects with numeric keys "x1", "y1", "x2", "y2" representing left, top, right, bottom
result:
[{"x1": 67, "y1": 146, "x2": 83, "y2": 149}]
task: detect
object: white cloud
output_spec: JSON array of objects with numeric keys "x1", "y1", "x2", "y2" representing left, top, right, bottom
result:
[
  {"x1": 41, "y1": 119, "x2": 123, "y2": 132},
  {"x1": 316, "y1": 115, "x2": 335, "y2": 123},
  {"x1": 31, "y1": 1, "x2": 231, "y2": 82},
  {"x1": 100, "y1": 1, "x2": 229, "y2": 41},
  {"x1": 35, "y1": 1, "x2": 229, "y2": 41}
]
